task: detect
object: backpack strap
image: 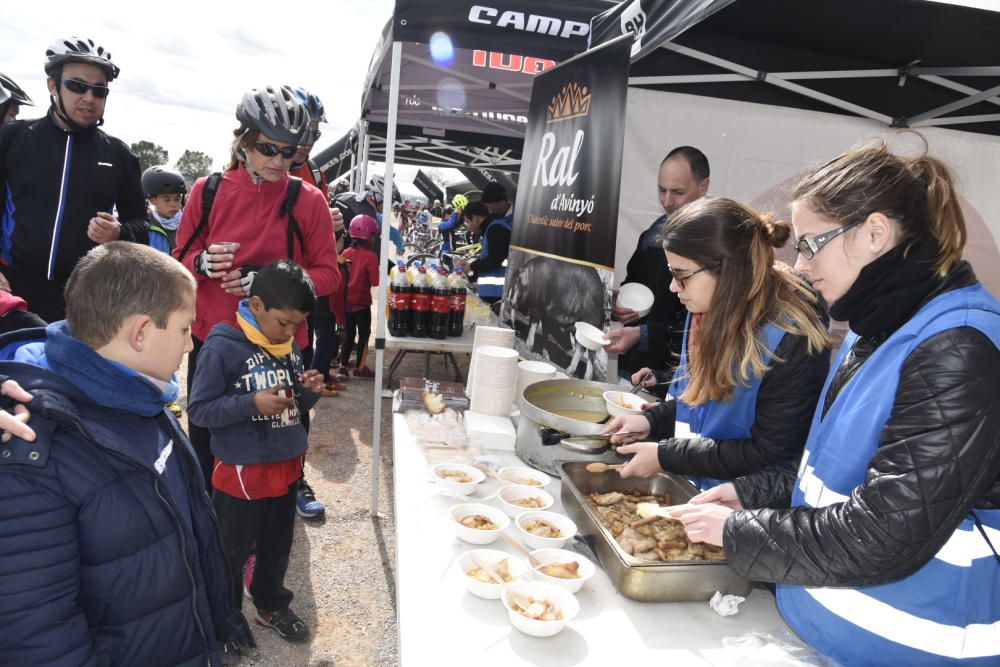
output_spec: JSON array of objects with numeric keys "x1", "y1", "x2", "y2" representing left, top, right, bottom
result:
[
  {"x1": 281, "y1": 176, "x2": 305, "y2": 260},
  {"x1": 176, "y1": 172, "x2": 223, "y2": 262}
]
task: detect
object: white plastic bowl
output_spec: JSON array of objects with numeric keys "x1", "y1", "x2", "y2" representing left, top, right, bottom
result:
[
  {"x1": 515, "y1": 510, "x2": 577, "y2": 550},
  {"x1": 450, "y1": 503, "x2": 511, "y2": 545},
  {"x1": 529, "y1": 548, "x2": 596, "y2": 594},
  {"x1": 498, "y1": 466, "x2": 552, "y2": 490},
  {"x1": 496, "y1": 486, "x2": 555, "y2": 517},
  {"x1": 459, "y1": 549, "x2": 530, "y2": 599},
  {"x1": 574, "y1": 322, "x2": 609, "y2": 350},
  {"x1": 431, "y1": 463, "x2": 486, "y2": 496},
  {"x1": 501, "y1": 580, "x2": 580, "y2": 637},
  {"x1": 603, "y1": 390, "x2": 646, "y2": 417},
  {"x1": 617, "y1": 283, "x2": 655, "y2": 319}
]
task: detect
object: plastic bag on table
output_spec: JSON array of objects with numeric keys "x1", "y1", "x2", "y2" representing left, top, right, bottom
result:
[
  {"x1": 404, "y1": 408, "x2": 467, "y2": 449},
  {"x1": 720, "y1": 630, "x2": 840, "y2": 666}
]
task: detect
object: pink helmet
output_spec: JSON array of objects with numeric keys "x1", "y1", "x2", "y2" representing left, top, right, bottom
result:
[{"x1": 349, "y1": 214, "x2": 379, "y2": 241}]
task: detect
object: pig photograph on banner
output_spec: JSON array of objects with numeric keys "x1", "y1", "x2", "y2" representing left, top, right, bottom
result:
[{"x1": 500, "y1": 36, "x2": 633, "y2": 381}]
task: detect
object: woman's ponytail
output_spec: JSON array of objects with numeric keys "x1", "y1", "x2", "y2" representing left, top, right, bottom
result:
[{"x1": 908, "y1": 155, "x2": 967, "y2": 276}]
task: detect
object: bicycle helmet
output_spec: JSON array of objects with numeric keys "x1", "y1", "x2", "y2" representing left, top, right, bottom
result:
[
  {"x1": 44, "y1": 37, "x2": 120, "y2": 81},
  {"x1": 369, "y1": 175, "x2": 401, "y2": 203},
  {"x1": 236, "y1": 85, "x2": 310, "y2": 146},
  {"x1": 141, "y1": 166, "x2": 188, "y2": 197},
  {"x1": 349, "y1": 214, "x2": 379, "y2": 241},
  {"x1": 451, "y1": 194, "x2": 468, "y2": 210},
  {"x1": 0, "y1": 73, "x2": 33, "y2": 106},
  {"x1": 291, "y1": 87, "x2": 326, "y2": 122}
]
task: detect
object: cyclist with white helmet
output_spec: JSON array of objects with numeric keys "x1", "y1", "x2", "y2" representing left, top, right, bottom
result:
[
  {"x1": 173, "y1": 86, "x2": 340, "y2": 544},
  {"x1": 289, "y1": 86, "x2": 329, "y2": 200},
  {"x1": 142, "y1": 165, "x2": 187, "y2": 253},
  {"x1": 0, "y1": 73, "x2": 33, "y2": 125},
  {"x1": 0, "y1": 37, "x2": 149, "y2": 322}
]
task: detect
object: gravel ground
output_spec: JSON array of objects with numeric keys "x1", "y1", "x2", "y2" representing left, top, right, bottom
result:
[{"x1": 178, "y1": 336, "x2": 471, "y2": 667}]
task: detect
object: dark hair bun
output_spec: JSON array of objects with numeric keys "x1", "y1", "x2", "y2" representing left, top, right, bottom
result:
[{"x1": 759, "y1": 214, "x2": 791, "y2": 248}]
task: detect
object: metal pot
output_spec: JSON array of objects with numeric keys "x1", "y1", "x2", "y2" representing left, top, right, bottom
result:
[{"x1": 516, "y1": 378, "x2": 661, "y2": 476}]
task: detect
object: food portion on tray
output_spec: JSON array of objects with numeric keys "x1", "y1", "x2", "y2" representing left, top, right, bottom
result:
[{"x1": 586, "y1": 490, "x2": 725, "y2": 562}]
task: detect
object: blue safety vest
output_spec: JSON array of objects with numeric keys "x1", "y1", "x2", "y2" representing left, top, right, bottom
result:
[
  {"x1": 476, "y1": 216, "x2": 513, "y2": 299},
  {"x1": 778, "y1": 283, "x2": 1000, "y2": 666},
  {"x1": 669, "y1": 314, "x2": 787, "y2": 490}
]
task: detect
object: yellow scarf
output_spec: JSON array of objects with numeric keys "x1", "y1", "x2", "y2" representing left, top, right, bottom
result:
[{"x1": 236, "y1": 311, "x2": 293, "y2": 357}]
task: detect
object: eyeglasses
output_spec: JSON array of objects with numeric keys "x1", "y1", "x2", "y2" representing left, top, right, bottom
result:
[
  {"x1": 668, "y1": 264, "x2": 719, "y2": 289},
  {"x1": 311, "y1": 129, "x2": 322, "y2": 142},
  {"x1": 794, "y1": 220, "x2": 863, "y2": 259},
  {"x1": 61, "y1": 78, "x2": 110, "y2": 98},
  {"x1": 334, "y1": 229, "x2": 346, "y2": 239},
  {"x1": 254, "y1": 141, "x2": 298, "y2": 159}
]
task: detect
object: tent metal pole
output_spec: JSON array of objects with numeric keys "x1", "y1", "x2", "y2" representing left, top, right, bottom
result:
[
  {"x1": 905, "y1": 82, "x2": 1000, "y2": 125},
  {"x1": 371, "y1": 41, "x2": 402, "y2": 517},
  {"x1": 920, "y1": 75, "x2": 1000, "y2": 109},
  {"x1": 658, "y1": 42, "x2": 894, "y2": 126},
  {"x1": 911, "y1": 113, "x2": 1000, "y2": 127}
]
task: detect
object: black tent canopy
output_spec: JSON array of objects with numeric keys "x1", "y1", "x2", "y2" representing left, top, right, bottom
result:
[{"x1": 592, "y1": 0, "x2": 1000, "y2": 135}]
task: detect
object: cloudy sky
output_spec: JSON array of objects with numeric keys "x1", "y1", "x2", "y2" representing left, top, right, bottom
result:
[{"x1": 2, "y1": 0, "x2": 396, "y2": 174}]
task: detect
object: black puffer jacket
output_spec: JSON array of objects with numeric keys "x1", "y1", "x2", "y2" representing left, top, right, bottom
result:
[
  {"x1": 643, "y1": 327, "x2": 830, "y2": 480},
  {"x1": 725, "y1": 264, "x2": 1000, "y2": 587}
]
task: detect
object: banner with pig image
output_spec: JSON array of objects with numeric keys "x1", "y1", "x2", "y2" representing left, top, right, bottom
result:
[{"x1": 499, "y1": 36, "x2": 632, "y2": 381}]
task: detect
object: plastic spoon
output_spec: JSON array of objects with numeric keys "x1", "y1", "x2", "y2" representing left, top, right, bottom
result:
[{"x1": 585, "y1": 462, "x2": 625, "y2": 473}]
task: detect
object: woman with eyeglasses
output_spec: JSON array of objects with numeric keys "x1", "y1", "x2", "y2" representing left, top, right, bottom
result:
[
  {"x1": 173, "y1": 85, "x2": 340, "y2": 489},
  {"x1": 669, "y1": 142, "x2": 1000, "y2": 666},
  {"x1": 603, "y1": 197, "x2": 831, "y2": 490}
]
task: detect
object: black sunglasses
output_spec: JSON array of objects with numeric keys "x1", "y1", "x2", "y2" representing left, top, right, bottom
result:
[
  {"x1": 254, "y1": 141, "x2": 298, "y2": 159},
  {"x1": 62, "y1": 77, "x2": 110, "y2": 98},
  {"x1": 795, "y1": 220, "x2": 863, "y2": 259},
  {"x1": 311, "y1": 129, "x2": 322, "y2": 142},
  {"x1": 668, "y1": 263, "x2": 719, "y2": 289}
]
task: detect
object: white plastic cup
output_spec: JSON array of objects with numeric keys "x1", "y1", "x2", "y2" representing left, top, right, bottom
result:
[{"x1": 515, "y1": 361, "x2": 556, "y2": 407}]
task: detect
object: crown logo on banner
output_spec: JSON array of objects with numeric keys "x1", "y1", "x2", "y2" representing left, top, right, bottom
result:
[{"x1": 547, "y1": 82, "x2": 592, "y2": 123}]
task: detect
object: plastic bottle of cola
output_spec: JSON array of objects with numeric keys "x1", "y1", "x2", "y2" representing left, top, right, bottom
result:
[
  {"x1": 430, "y1": 266, "x2": 450, "y2": 340},
  {"x1": 448, "y1": 269, "x2": 467, "y2": 337},
  {"x1": 411, "y1": 264, "x2": 430, "y2": 338},
  {"x1": 388, "y1": 260, "x2": 409, "y2": 337}
]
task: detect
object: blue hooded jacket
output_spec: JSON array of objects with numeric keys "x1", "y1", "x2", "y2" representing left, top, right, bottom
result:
[{"x1": 0, "y1": 325, "x2": 252, "y2": 665}]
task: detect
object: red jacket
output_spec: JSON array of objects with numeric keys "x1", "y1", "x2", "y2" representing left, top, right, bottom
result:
[
  {"x1": 341, "y1": 245, "x2": 379, "y2": 306},
  {"x1": 290, "y1": 161, "x2": 329, "y2": 202},
  {"x1": 174, "y1": 167, "x2": 340, "y2": 347}
]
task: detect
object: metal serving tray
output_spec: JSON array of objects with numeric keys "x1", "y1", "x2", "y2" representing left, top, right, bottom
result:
[{"x1": 558, "y1": 460, "x2": 751, "y2": 602}]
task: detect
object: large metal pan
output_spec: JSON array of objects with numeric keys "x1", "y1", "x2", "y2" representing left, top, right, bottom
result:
[{"x1": 559, "y1": 460, "x2": 751, "y2": 602}]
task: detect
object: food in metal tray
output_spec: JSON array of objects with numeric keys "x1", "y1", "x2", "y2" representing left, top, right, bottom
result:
[
  {"x1": 467, "y1": 558, "x2": 513, "y2": 583},
  {"x1": 586, "y1": 490, "x2": 725, "y2": 562},
  {"x1": 522, "y1": 519, "x2": 563, "y2": 538},
  {"x1": 539, "y1": 561, "x2": 581, "y2": 579},
  {"x1": 511, "y1": 496, "x2": 546, "y2": 508},
  {"x1": 460, "y1": 514, "x2": 499, "y2": 530}
]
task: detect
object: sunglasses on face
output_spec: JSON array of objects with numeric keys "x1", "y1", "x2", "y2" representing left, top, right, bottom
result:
[
  {"x1": 795, "y1": 220, "x2": 863, "y2": 259},
  {"x1": 311, "y1": 129, "x2": 322, "y2": 142},
  {"x1": 668, "y1": 263, "x2": 719, "y2": 289},
  {"x1": 253, "y1": 141, "x2": 298, "y2": 159},
  {"x1": 334, "y1": 229, "x2": 346, "y2": 239},
  {"x1": 61, "y1": 77, "x2": 110, "y2": 98}
]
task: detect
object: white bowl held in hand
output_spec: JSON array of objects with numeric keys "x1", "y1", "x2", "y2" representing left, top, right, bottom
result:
[
  {"x1": 501, "y1": 580, "x2": 580, "y2": 637},
  {"x1": 459, "y1": 549, "x2": 530, "y2": 599},
  {"x1": 515, "y1": 510, "x2": 577, "y2": 550},
  {"x1": 617, "y1": 282, "x2": 655, "y2": 319},
  {"x1": 498, "y1": 466, "x2": 552, "y2": 490},
  {"x1": 603, "y1": 390, "x2": 646, "y2": 417},
  {"x1": 529, "y1": 548, "x2": 596, "y2": 594},
  {"x1": 496, "y1": 485, "x2": 555, "y2": 517},
  {"x1": 574, "y1": 322, "x2": 610, "y2": 351},
  {"x1": 451, "y1": 503, "x2": 511, "y2": 545},
  {"x1": 431, "y1": 463, "x2": 486, "y2": 496}
]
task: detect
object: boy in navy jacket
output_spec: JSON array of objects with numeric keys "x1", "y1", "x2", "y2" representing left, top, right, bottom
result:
[
  {"x1": 0, "y1": 242, "x2": 252, "y2": 666},
  {"x1": 188, "y1": 260, "x2": 324, "y2": 644}
]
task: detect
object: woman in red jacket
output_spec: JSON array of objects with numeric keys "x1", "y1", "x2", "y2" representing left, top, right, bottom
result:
[{"x1": 173, "y1": 85, "x2": 340, "y2": 500}]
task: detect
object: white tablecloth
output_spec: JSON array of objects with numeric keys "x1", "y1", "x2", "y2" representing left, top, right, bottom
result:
[{"x1": 393, "y1": 414, "x2": 799, "y2": 666}]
